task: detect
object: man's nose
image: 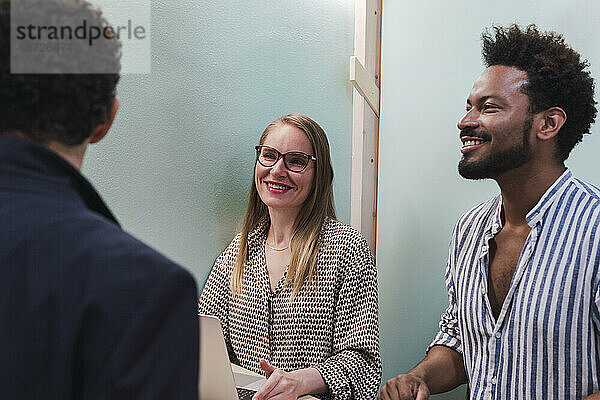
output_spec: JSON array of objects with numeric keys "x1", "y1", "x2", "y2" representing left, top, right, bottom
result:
[{"x1": 457, "y1": 109, "x2": 480, "y2": 131}]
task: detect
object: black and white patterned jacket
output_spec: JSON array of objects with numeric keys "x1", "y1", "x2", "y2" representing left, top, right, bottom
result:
[{"x1": 199, "y1": 217, "x2": 381, "y2": 400}]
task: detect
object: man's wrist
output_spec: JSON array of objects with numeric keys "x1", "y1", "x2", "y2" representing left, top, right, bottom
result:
[{"x1": 406, "y1": 369, "x2": 428, "y2": 385}]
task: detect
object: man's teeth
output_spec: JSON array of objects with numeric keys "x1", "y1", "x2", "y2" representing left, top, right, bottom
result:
[
  {"x1": 267, "y1": 182, "x2": 290, "y2": 190},
  {"x1": 463, "y1": 139, "x2": 484, "y2": 147}
]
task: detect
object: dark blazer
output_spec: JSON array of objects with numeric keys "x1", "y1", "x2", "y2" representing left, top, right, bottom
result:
[{"x1": 0, "y1": 137, "x2": 199, "y2": 400}]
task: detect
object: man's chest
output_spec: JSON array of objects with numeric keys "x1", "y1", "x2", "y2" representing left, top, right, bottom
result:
[
  {"x1": 487, "y1": 229, "x2": 530, "y2": 319},
  {"x1": 454, "y1": 227, "x2": 597, "y2": 337}
]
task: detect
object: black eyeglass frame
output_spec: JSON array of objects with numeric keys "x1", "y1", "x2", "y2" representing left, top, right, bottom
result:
[{"x1": 255, "y1": 145, "x2": 317, "y2": 172}]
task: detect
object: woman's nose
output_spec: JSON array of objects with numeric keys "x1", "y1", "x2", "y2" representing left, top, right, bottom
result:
[{"x1": 270, "y1": 157, "x2": 287, "y2": 175}]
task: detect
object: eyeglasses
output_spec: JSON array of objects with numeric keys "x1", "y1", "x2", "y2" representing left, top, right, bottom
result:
[{"x1": 255, "y1": 145, "x2": 316, "y2": 172}]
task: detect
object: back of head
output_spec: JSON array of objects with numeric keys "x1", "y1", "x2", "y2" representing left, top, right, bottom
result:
[
  {"x1": 0, "y1": 0, "x2": 121, "y2": 145},
  {"x1": 481, "y1": 24, "x2": 597, "y2": 161}
]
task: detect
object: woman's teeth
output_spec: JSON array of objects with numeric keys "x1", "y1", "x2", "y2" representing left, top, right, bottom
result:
[{"x1": 267, "y1": 182, "x2": 290, "y2": 190}]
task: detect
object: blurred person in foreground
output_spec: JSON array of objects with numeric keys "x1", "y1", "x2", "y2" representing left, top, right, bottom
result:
[
  {"x1": 0, "y1": 0, "x2": 198, "y2": 399},
  {"x1": 199, "y1": 114, "x2": 381, "y2": 400},
  {"x1": 379, "y1": 24, "x2": 600, "y2": 400}
]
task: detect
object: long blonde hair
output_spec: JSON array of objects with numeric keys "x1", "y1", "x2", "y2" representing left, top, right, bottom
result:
[{"x1": 231, "y1": 114, "x2": 336, "y2": 296}]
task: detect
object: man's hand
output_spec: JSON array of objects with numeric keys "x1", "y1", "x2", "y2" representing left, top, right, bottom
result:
[
  {"x1": 378, "y1": 373, "x2": 430, "y2": 400},
  {"x1": 252, "y1": 359, "x2": 303, "y2": 400},
  {"x1": 379, "y1": 346, "x2": 466, "y2": 399}
]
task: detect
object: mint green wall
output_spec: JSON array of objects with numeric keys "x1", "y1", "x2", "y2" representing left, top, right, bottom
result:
[
  {"x1": 82, "y1": 1, "x2": 355, "y2": 285},
  {"x1": 378, "y1": 1, "x2": 600, "y2": 398}
]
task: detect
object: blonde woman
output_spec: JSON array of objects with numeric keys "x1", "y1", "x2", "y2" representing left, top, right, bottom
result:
[{"x1": 199, "y1": 114, "x2": 380, "y2": 400}]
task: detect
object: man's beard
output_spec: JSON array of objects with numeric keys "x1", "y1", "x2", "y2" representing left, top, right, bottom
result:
[{"x1": 458, "y1": 116, "x2": 533, "y2": 180}]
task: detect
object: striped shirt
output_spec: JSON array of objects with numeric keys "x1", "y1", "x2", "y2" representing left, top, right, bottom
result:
[{"x1": 429, "y1": 169, "x2": 600, "y2": 399}]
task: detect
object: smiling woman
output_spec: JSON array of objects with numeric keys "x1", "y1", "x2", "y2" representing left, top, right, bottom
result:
[
  {"x1": 199, "y1": 114, "x2": 382, "y2": 400},
  {"x1": 254, "y1": 125, "x2": 317, "y2": 220}
]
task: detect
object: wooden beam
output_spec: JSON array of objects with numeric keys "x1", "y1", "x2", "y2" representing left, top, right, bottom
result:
[
  {"x1": 350, "y1": 56, "x2": 380, "y2": 117},
  {"x1": 350, "y1": 0, "x2": 381, "y2": 255}
]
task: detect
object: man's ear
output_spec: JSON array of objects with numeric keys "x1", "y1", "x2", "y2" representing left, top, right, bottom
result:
[
  {"x1": 89, "y1": 97, "x2": 120, "y2": 144},
  {"x1": 536, "y1": 106, "x2": 566, "y2": 141}
]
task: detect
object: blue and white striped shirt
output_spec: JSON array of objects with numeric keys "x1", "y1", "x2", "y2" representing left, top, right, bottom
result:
[{"x1": 430, "y1": 169, "x2": 600, "y2": 399}]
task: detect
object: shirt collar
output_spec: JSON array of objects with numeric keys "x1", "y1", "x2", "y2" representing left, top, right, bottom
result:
[
  {"x1": 0, "y1": 137, "x2": 119, "y2": 226},
  {"x1": 483, "y1": 169, "x2": 572, "y2": 236},
  {"x1": 525, "y1": 168, "x2": 573, "y2": 227},
  {"x1": 490, "y1": 196, "x2": 503, "y2": 235}
]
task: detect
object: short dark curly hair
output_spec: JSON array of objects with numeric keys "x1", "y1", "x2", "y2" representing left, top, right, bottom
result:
[
  {"x1": 0, "y1": 0, "x2": 121, "y2": 145},
  {"x1": 482, "y1": 24, "x2": 597, "y2": 161}
]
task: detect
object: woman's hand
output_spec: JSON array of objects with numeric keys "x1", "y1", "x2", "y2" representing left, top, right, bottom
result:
[
  {"x1": 252, "y1": 359, "x2": 302, "y2": 400},
  {"x1": 252, "y1": 359, "x2": 327, "y2": 400}
]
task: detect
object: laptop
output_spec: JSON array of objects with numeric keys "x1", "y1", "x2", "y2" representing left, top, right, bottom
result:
[{"x1": 199, "y1": 315, "x2": 266, "y2": 400}]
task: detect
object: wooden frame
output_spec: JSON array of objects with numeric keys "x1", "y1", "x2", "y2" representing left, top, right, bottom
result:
[{"x1": 350, "y1": 0, "x2": 382, "y2": 254}]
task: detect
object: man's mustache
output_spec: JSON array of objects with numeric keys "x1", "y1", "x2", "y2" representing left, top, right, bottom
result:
[{"x1": 459, "y1": 128, "x2": 491, "y2": 141}]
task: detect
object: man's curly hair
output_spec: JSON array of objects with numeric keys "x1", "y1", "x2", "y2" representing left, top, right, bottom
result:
[
  {"x1": 0, "y1": 0, "x2": 121, "y2": 145},
  {"x1": 482, "y1": 24, "x2": 597, "y2": 161}
]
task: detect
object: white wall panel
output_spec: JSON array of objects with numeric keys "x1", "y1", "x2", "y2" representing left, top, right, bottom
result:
[{"x1": 83, "y1": 1, "x2": 355, "y2": 287}]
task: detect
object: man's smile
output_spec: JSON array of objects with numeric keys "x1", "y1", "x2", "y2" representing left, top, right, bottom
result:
[{"x1": 460, "y1": 136, "x2": 489, "y2": 154}]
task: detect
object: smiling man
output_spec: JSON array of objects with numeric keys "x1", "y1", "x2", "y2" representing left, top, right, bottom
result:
[{"x1": 379, "y1": 24, "x2": 600, "y2": 400}]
